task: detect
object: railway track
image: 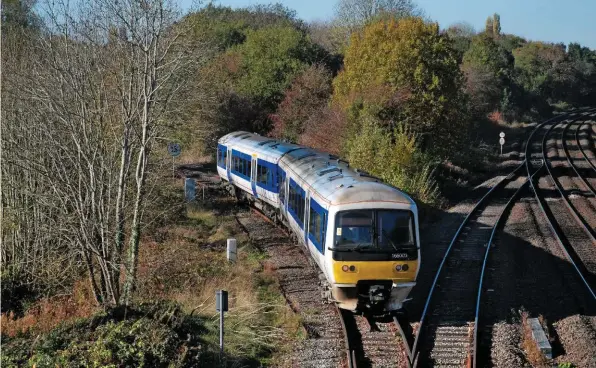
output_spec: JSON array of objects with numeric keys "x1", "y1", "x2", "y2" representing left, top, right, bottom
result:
[
  {"x1": 338, "y1": 307, "x2": 414, "y2": 368},
  {"x1": 575, "y1": 121, "x2": 596, "y2": 175},
  {"x1": 409, "y1": 162, "x2": 528, "y2": 368},
  {"x1": 525, "y1": 110, "x2": 596, "y2": 301}
]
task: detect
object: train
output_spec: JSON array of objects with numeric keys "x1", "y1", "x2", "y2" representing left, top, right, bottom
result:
[{"x1": 216, "y1": 131, "x2": 420, "y2": 313}]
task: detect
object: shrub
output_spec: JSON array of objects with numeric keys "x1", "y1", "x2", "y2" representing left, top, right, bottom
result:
[{"x1": 345, "y1": 114, "x2": 439, "y2": 204}]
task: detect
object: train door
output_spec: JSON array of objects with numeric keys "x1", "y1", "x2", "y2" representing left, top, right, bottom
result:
[
  {"x1": 278, "y1": 167, "x2": 287, "y2": 215},
  {"x1": 250, "y1": 156, "x2": 258, "y2": 198},
  {"x1": 304, "y1": 191, "x2": 310, "y2": 246},
  {"x1": 226, "y1": 147, "x2": 232, "y2": 182}
]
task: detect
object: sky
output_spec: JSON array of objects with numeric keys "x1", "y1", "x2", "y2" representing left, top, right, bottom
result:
[{"x1": 181, "y1": 0, "x2": 596, "y2": 49}]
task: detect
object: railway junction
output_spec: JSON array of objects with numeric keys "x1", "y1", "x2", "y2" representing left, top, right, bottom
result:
[{"x1": 186, "y1": 108, "x2": 596, "y2": 368}]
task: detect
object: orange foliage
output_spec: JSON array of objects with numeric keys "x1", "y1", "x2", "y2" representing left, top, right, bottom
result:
[
  {"x1": 488, "y1": 110, "x2": 503, "y2": 123},
  {"x1": 1, "y1": 280, "x2": 99, "y2": 337},
  {"x1": 299, "y1": 105, "x2": 347, "y2": 156}
]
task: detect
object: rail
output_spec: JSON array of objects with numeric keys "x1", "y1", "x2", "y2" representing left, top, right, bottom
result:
[
  {"x1": 337, "y1": 306, "x2": 357, "y2": 368},
  {"x1": 410, "y1": 160, "x2": 526, "y2": 367},
  {"x1": 524, "y1": 112, "x2": 596, "y2": 301},
  {"x1": 563, "y1": 122, "x2": 596, "y2": 197},
  {"x1": 543, "y1": 121, "x2": 596, "y2": 243},
  {"x1": 472, "y1": 171, "x2": 528, "y2": 368},
  {"x1": 575, "y1": 121, "x2": 596, "y2": 174}
]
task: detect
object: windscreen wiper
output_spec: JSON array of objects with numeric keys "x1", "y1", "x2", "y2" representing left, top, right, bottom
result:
[{"x1": 381, "y1": 229, "x2": 399, "y2": 251}]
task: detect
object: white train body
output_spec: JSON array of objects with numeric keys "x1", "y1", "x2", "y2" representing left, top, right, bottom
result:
[{"x1": 217, "y1": 132, "x2": 420, "y2": 312}]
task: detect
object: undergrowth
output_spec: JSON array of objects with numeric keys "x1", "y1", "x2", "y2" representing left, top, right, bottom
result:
[{"x1": 1, "y1": 180, "x2": 301, "y2": 367}]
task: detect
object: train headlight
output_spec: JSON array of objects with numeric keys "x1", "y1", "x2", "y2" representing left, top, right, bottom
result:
[
  {"x1": 342, "y1": 265, "x2": 349, "y2": 272},
  {"x1": 349, "y1": 265, "x2": 356, "y2": 272},
  {"x1": 395, "y1": 264, "x2": 409, "y2": 272},
  {"x1": 342, "y1": 265, "x2": 356, "y2": 272}
]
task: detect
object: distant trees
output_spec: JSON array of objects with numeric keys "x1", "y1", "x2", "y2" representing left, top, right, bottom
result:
[
  {"x1": 233, "y1": 25, "x2": 320, "y2": 108},
  {"x1": 484, "y1": 13, "x2": 501, "y2": 38},
  {"x1": 462, "y1": 34, "x2": 513, "y2": 117},
  {"x1": 334, "y1": 0, "x2": 422, "y2": 30}
]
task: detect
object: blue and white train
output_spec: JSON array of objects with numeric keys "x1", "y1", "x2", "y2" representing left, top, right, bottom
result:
[{"x1": 217, "y1": 131, "x2": 420, "y2": 313}]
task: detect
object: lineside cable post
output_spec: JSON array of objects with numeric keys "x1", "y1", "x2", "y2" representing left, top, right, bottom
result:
[{"x1": 216, "y1": 290, "x2": 228, "y2": 361}]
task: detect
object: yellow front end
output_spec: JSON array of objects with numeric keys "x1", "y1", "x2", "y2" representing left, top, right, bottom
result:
[
  {"x1": 332, "y1": 260, "x2": 418, "y2": 284},
  {"x1": 331, "y1": 260, "x2": 418, "y2": 312}
]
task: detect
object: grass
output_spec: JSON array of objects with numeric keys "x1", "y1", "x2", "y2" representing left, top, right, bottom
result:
[{"x1": 1, "y1": 179, "x2": 302, "y2": 367}]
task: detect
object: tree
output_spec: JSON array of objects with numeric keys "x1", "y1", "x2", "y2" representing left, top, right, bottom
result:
[
  {"x1": 485, "y1": 16, "x2": 493, "y2": 35},
  {"x1": 270, "y1": 64, "x2": 332, "y2": 142},
  {"x1": 182, "y1": 3, "x2": 304, "y2": 51},
  {"x1": 1, "y1": 0, "x2": 201, "y2": 307},
  {"x1": 334, "y1": 0, "x2": 422, "y2": 30},
  {"x1": 513, "y1": 41, "x2": 566, "y2": 95},
  {"x1": 332, "y1": 17, "x2": 468, "y2": 155},
  {"x1": 492, "y1": 13, "x2": 501, "y2": 38},
  {"x1": 232, "y1": 25, "x2": 323, "y2": 109},
  {"x1": 444, "y1": 22, "x2": 476, "y2": 57},
  {"x1": 461, "y1": 33, "x2": 514, "y2": 116}
]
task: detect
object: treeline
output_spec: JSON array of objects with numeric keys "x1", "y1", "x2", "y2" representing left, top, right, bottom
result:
[
  {"x1": 180, "y1": 2, "x2": 596, "y2": 203},
  {"x1": 2, "y1": 0, "x2": 596, "y2": 311}
]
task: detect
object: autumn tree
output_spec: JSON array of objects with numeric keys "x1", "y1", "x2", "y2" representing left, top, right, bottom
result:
[
  {"x1": 333, "y1": 17, "x2": 468, "y2": 155},
  {"x1": 270, "y1": 64, "x2": 332, "y2": 142},
  {"x1": 485, "y1": 16, "x2": 493, "y2": 35}
]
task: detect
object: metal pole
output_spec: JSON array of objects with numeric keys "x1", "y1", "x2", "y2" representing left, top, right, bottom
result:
[
  {"x1": 500, "y1": 145, "x2": 503, "y2": 156},
  {"x1": 219, "y1": 309, "x2": 224, "y2": 358}
]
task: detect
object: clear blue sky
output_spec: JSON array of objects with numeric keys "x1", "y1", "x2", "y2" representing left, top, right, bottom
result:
[{"x1": 182, "y1": 0, "x2": 596, "y2": 49}]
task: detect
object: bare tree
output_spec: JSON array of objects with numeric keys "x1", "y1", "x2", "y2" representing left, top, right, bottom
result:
[
  {"x1": 1, "y1": 0, "x2": 202, "y2": 307},
  {"x1": 334, "y1": 0, "x2": 423, "y2": 31}
]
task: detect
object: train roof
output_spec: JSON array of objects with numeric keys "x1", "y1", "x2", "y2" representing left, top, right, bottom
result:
[{"x1": 218, "y1": 132, "x2": 415, "y2": 207}]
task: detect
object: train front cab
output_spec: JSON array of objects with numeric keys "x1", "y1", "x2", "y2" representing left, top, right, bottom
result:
[{"x1": 325, "y1": 203, "x2": 420, "y2": 313}]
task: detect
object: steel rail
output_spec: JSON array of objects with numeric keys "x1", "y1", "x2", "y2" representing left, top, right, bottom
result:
[
  {"x1": 525, "y1": 113, "x2": 596, "y2": 301},
  {"x1": 472, "y1": 172, "x2": 529, "y2": 368},
  {"x1": 410, "y1": 161, "x2": 526, "y2": 367},
  {"x1": 393, "y1": 314, "x2": 414, "y2": 368},
  {"x1": 337, "y1": 306, "x2": 357, "y2": 368},
  {"x1": 575, "y1": 122, "x2": 596, "y2": 175},
  {"x1": 542, "y1": 121, "x2": 596, "y2": 244},
  {"x1": 563, "y1": 122, "x2": 596, "y2": 197}
]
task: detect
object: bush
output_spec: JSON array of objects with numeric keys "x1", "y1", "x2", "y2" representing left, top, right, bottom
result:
[
  {"x1": 345, "y1": 113, "x2": 439, "y2": 204},
  {"x1": 2, "y1": 302, "x2": 207, "y2": 368}
]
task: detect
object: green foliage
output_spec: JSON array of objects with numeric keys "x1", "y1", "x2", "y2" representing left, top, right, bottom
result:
[
  {"x1": 333, "y1": 17, "x2": 468, "y2": 156},
  {"x1": 233, "y1": 25, "x2": 321, "y2": 108},
  {"x1": 492, "y1": 13, "x2": 501, "y2": 38},
  {"x1": 462, "y1": 33, "x2": 514, "y2": 117},
  {"x1": 463, "y1": 34, "x2": 513, "y2": 78},
  {"x1": 184, "y1": 3, "x2": 303, "y2": 50},
  {"x1": 484, "y1": 16, "x2": 493, "y2": 35},
  {"x1": 2, "y1": 303, "x2": 208, "y2": 368},
  {"x1": 513, "y1": 41, "x2": 566, "y2": 95},
  {"x1": 345, "y1": 113, "x2": 439, "y2": 204},
  {"x1": 444, "y1": 22, "x2": 476, "y2": 58}
]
